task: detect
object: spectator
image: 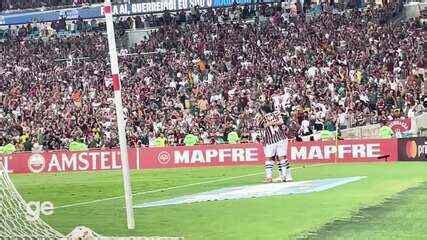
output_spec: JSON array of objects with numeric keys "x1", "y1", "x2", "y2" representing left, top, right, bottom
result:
[{"x1": 0, "y1": 3, "x2": 424, "y2": 151}]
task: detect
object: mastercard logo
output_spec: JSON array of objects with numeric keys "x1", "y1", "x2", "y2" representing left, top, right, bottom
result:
[{"x1": 405, "y1": 141, "x2": 417, "y2": 158}]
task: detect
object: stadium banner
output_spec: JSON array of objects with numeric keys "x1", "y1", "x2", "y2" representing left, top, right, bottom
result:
[
  {"x1": 139, "y1": 143, "x2": 263, "y2": 169},
  {"x1": 389, "y1": 118, "x2": 412, "y2": 134},
  {"x1": 107, "y1": 0, "x2": 272, "y2": 15},
  {"x1": 0, "y1": 0, "x2": 270, "y2": 25},
  {"x1": 106, "y1": 0, "x2": 213, "y2": 16},
  {"x1": 288, "y1": 139, "x2": 398, "y2": 163},
  {"x1": 0, "y1": 7, "x2": 101, "y2": 26},
  {"x1": 2, "y1": 139, "x2": 402, "y2": 174},
  {"x1": 398, "y1": 137, "x2": 427, "y2": 161},
  {"x1": 1, "y1": 148, "x2": 139, "y2": 174},
  {"x1": 212, "y1": 0, "x2": 252, "y2": 7},
  {"x1": 2, "y1": 144, "x2": 263, "y2": 173}
]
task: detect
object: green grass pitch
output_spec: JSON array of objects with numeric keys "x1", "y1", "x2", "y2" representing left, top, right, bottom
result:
[{"x1": 10, "y1": 162, "x2": 427, "y2": 240}]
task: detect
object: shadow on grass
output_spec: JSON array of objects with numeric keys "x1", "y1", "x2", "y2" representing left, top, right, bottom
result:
[{"x1": 296, "y1": 182, "x2": 427, "y2": 240}]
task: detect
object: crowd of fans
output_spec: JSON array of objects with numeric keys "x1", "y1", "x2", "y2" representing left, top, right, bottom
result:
[{"x1": 0, "y1": 3, "x2": 425, "y2": 151}]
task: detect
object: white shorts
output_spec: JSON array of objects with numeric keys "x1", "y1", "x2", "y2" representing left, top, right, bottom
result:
[{"x1": 264, "y1": 140, "x2": 287, "y2": 158}]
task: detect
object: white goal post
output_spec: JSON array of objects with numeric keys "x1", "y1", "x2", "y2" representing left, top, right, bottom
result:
[
  {"x1": 103, "y1": 0, "x2": 136, "y2": 230},
  {"x1": 0, "y1": 0, "x2": 137, "y2": 235}
]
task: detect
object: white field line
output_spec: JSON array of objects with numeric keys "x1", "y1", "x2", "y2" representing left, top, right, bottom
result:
[{"x1": 54, "y1": 163, "x2": 333, "y2": 210}]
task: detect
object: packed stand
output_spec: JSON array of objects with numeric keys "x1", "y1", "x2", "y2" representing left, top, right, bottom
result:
[{"x1": 0, "y1": 4, "x2": 425, "y2": 151}]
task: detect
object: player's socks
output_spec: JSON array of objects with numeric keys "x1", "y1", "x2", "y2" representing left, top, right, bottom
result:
[
  {"x1": 265, "y1": 160, "x2": 274, "y2": 180},
  {"x1": 285, "y1": 161, "x2": 293, "y2": 181},
  {"x1": 279, "y1": 160, "x2": 287, "y2": 181}
]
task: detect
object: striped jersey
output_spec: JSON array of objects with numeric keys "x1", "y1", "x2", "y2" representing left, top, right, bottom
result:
[{"x1": 256, "y1": 111, "x2": 288, "y2": 145}]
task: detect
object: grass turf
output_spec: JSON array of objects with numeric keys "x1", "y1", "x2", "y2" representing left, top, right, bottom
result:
[
  {"x1": 302, "y1": 181, "x2": 427, "y2": 240},
  {"x1": 10, "y1": 162, "x2": 427, "y2": 240}
]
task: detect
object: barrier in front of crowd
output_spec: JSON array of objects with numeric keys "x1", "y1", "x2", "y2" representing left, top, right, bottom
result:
[
  {"x1": 1, "y1": 139, "x2": 400, "y2": 174},
  {"x1": 341, "y1": 117, "x2": 415, "y2": 140},
  {"x1": 297, "y1": 115, "x2": 424, "y2": 142},
  {"x1": 341, "y1": 124, "x2": 381, "y2": 139}
]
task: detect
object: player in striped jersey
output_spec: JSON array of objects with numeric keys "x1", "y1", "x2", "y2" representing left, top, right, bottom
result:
[{"x1": 256, "y1": 104, "x2": 293, "y2": 183}]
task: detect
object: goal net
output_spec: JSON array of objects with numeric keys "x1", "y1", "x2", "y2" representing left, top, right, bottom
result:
[
  {"x1": 0, "y1": 161, "x2": 63, "y2": 238},
  {"x1": 0, "y1": 158, "x2": 174, "y2": 239}
]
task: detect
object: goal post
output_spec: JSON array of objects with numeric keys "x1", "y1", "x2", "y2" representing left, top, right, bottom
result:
[
  {"x1": 103, "y1": 0, "x2": 136, "y2": 230},
  {"x1": 1, "y1": 0, "x2": 137, "y2": 233}
]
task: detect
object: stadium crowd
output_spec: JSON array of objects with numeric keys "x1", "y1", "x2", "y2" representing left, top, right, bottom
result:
[{"x1": 0, "y1": 3, "x2": 425, "y2": 151}]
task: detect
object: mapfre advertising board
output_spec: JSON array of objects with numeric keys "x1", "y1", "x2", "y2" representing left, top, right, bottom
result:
[
  {"x1": 141, "y1": 143, "x2": 262, "y2": 169},
  {"x1": 1, "y1": 144, "x2": 263, "y2": 174},
  {"x1": 398, "y1": 137, "x2": 427, "y2": 161},
  {"x1": 2, "y1": 139, "x2": 398, "y2": 174},
  {"x1": 289, "y1": 139, "x2": 398, "y2": 163}
]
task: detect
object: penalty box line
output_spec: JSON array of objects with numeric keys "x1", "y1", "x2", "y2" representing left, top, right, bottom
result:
[{"x1": 54, "y1": 163, "x2": 333, "y2": 210}]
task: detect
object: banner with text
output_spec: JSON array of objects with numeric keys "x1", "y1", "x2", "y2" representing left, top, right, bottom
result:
[
  {"x1": 289, "y1": 139, "x2": 398, "y2": 163},
  {"x1": 1, "y1": 144, "x2": 263, "y2": 173},
  {"x1": 2, "y1": 139, "x2": 399, "y2": 174},
  {"x1": 0, "y1": 0, "x2": 270, "y2": 25},
  {"x1": 140, "y1": 143, "x2": 263, "y2": 169},
  {"x1": 389, "y1": 118, "x2": 412, "y2": 134},
  {"x1": 1, "y1": 148, "x2": 139, "y2": 174}
]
